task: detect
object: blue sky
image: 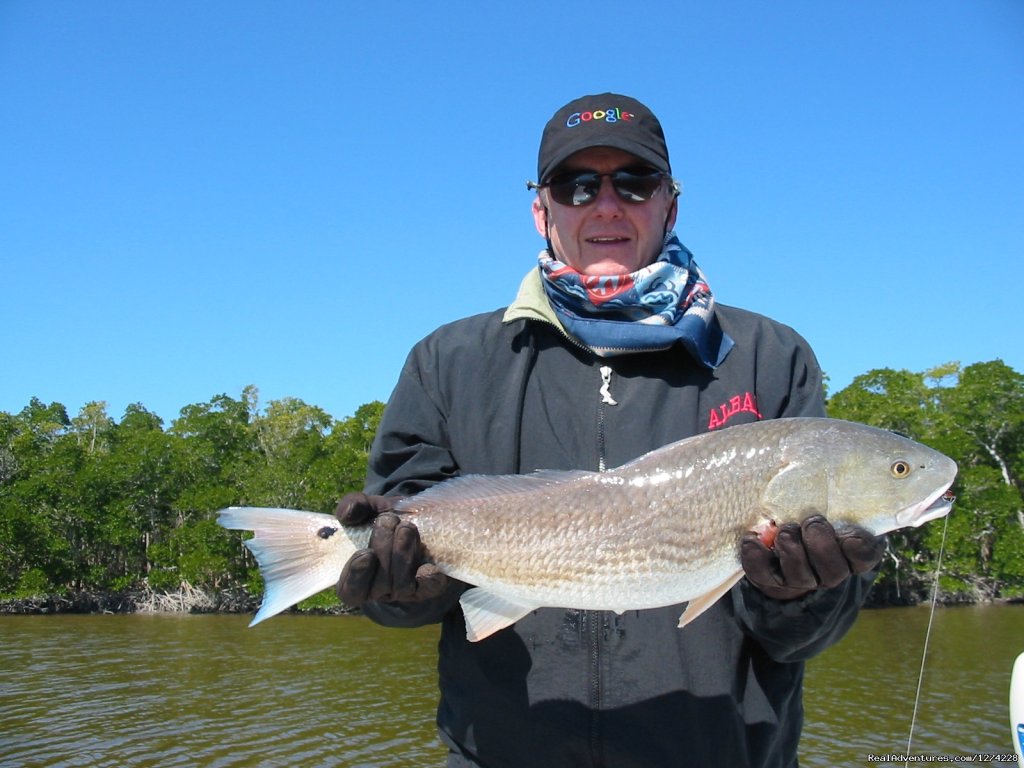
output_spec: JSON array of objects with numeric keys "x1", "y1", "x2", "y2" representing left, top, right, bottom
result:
[{"x1": 2, "y1": 1, "x2": 1021, "y2": 424}]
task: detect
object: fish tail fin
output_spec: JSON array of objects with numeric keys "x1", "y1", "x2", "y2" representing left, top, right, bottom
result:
[{"x1": 217, "y1": 506, "x2": 364, "y2": 626}]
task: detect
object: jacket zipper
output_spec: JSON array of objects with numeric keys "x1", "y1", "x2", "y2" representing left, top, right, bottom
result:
[
  {"x1": 596, "y1": 365, "x2": 616, "y2": 473},
  {"x1": 591, "y1": 365, "x2": 617, "y2": 764},
  {"x1": 589, "y1": 612, "x2": 602, "y2": 765},
  {"x1": 599, "y1": 365, "x2": 618, "y2": 406}
]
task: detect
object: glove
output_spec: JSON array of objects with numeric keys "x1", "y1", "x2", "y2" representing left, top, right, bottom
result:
[
  {"x1": 334, "y1": 492, "x2": 450, "y2": 607},
  {"x1": 740, "y1": 515, "x2": 885, "y2": 600}
]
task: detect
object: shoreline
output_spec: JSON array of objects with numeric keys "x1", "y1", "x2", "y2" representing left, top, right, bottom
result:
[
  {"x1": 0, "y1": 587, "x2": 358, "y2": 618},
  {"x1": 1, "y1": 588, "x2": 1017, "y2": 618}
]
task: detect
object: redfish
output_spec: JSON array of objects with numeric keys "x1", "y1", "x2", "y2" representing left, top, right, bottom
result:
[{"x1": 219, "y1": 417, "x2": 956, "y2": 641}]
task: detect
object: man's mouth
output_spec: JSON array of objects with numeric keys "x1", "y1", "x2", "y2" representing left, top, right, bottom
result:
[{"x1": 586, "y1": 236, "x2": 630, "y2": 244}]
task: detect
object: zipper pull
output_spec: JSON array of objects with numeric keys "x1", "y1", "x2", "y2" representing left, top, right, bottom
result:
[{"x1": 599, "y1": 365, "x2": 618, "y2": 406}]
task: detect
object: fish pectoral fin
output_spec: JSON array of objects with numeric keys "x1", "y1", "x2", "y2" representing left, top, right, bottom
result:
[
  {"x1": 677, "y1": 569, "x2": 744, "y2": 629},
  {"x1": 459, "y1": 588, "x2": 538, "y2": 642}
]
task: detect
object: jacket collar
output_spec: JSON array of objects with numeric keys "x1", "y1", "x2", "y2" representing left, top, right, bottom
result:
[{"x1": 502, "y1": 267, "x2": 565, "y2": 330}]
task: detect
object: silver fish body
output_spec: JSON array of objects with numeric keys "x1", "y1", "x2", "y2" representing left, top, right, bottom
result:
[{"x1": 218, "y1": 417, "x2": 957, "y2": 641}]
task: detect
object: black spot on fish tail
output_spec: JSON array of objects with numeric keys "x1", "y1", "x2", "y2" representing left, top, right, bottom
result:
[{"x1": 317, "y1": 526, "x2": 338, "y2": 539}]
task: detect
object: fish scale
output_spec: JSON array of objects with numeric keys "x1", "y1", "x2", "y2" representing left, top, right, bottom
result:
[{"x1": 218, "y1": 417, "x2": 958, "y2": 642}]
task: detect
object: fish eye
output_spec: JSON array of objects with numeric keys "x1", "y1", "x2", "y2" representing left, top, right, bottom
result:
[{"x1": 890, "y1": 460, "x2": 912, "y2": 479}]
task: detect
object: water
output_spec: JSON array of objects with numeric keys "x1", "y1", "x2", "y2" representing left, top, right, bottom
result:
[
  {"x1": 801, "y1": 605, "x2": 1024, "y2": 766},
  {"x1": 1, "y1": 606, "x2": 1020, "y2": 767},
  {"x1": 0, "y1": 615, "x2": 444, "y2": 767}
]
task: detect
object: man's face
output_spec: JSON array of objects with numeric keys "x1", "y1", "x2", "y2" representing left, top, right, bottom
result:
[{"x1": 532, "y1": 147, "x2": 677, "y2": 276}]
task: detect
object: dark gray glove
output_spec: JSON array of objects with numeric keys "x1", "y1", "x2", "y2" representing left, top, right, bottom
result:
[
  {"x1": 334, "y1": 492, "x2": 449, "y2": 607},
  {"x1": 740, "y1": 515, "x2": 885, "y2": 600}
]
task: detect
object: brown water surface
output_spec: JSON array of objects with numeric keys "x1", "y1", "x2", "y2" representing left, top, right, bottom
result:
[{"x1": 1, "y1": 605, "x2": 1020, "y2": 766}]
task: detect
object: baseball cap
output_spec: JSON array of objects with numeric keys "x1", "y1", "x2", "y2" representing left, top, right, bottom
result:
[{"x1": 536, "y1": 93, "x2": 671, "y2": 183}]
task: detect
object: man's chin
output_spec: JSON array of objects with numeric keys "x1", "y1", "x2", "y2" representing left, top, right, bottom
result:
[{"x1": 575, "y1": 255, "x2": 645, "y2": 276}]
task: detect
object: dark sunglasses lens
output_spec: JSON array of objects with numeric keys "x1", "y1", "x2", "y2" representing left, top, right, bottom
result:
[
  {"x1": 548, "y1": 173, "x2": 601, "y2": 206},
  {"x1": 613, "y1": 171, "x2": 663, "y2": 202},
  {"x1": 547, "y1": 171, "x2": 663, "y2": 206}
]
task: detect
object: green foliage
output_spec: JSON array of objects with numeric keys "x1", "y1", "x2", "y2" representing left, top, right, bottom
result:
[
  {"x1": 297, "y1": 588, "x2": 342, "y2": 613},
  {"x1": 828, "y1": 359, "x2": 1024, "y2": 602},
  {"x1": 14, "y1": 567, "x2": 57, "y2": 597},
  {"x1": 0, "y1": 388, "x2": 385, "y2": 604}
]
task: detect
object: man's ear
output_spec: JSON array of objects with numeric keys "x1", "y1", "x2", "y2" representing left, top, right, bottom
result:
[
  {"x1": 665, "y1": 196, "x2": 679, "y2": 232},
  {"x1": 531, "y1": 196, "x2": 549, "y2": 238}
]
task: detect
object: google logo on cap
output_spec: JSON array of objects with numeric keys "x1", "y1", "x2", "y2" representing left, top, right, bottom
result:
[{"x1": 566, "y1": 108, "x2": 634, "y2": 128}]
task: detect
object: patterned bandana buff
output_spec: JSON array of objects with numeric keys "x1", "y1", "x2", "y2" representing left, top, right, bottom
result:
[{"x1": 539, "y1": 231, "x2": 735, "y2": 365}]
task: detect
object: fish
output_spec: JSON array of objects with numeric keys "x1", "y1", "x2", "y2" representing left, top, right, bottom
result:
[{"x1": 218, "y1": 417, "x2": 957, "y2": 642}]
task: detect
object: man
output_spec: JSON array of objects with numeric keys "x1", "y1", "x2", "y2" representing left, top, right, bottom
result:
[{"x1": 335, "y1": 93, "x2": 883, "y2": 768}]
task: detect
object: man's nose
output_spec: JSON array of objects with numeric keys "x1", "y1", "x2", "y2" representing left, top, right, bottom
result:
[{"x1": 590, "y1": 176, "x2": 624, "y2": 215}]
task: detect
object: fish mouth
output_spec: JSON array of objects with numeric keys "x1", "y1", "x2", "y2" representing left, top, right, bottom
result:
[{"x1": 896, "y1": 484, "x2": 956, "y2": 528}]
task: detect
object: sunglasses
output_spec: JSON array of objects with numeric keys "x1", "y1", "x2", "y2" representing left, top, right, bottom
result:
[{"x1": 528, "y1": 168, "x2": 673, "y2": 207}]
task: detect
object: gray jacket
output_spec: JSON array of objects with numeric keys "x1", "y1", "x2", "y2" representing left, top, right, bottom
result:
[{"x1": 361, "y1": 293, "x2": 872, "y2": 768}]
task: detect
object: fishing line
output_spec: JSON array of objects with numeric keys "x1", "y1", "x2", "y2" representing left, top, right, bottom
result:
[{"x1": 905, "y1": 512, "x2": 950, "y2": 758}]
